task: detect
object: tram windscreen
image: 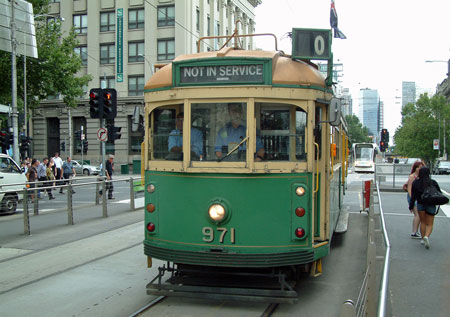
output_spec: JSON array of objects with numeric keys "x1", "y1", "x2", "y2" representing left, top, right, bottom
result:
[
  {"x1": 191, "y1": 103, "x2": 248, "y2": 162},
  {"x1": 355, "y1": 145, "x2": 374, "y2": 161}
]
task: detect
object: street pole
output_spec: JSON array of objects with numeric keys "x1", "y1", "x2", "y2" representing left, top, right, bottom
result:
[
  {"x1": 10, "y1": 0, "x2": 20, "y2": 163},
  {"x1": 81, "y1": 125, "x2": 84, "y2": 172},
  {"x1": 24, "y1": 52, "x2": 27, "y2": 137},
  {"x1": 444, "y1": 118, "x2": 447, "y2": 160}
]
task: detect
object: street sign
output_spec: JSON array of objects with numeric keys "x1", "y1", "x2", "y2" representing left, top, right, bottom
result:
[
  {"x1": 97, "y1": 127, "x2": 108, "y2": 142},
  {"x1": 433, "y1": 139, "x2": 439, "y2": 150}
]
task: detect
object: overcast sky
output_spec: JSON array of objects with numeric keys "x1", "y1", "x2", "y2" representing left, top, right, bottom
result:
[{"x1": 254, "y1": 0, "x2": 450, "y2": 134}]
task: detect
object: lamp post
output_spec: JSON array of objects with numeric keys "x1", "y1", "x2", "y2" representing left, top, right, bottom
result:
[
  {"x1": 425, "y1": 59, "x2": 450, "y2": 159},
  {"x1": 138, "y1": 54, "x2": 154, "y2": 75}
]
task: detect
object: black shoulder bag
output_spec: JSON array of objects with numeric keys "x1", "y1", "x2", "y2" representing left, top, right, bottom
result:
[{"x1": 421, "y1": 184, "x2": 449, "y2": 205}]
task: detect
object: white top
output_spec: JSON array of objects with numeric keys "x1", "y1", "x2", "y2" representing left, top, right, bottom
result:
[{"x1": 53, "y1": 156, "x2": 63, "y2": 168}]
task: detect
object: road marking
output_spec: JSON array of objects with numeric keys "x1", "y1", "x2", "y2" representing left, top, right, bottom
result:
[
  {"x1": 439, "y1": 205, "x2": 450, "y2": 218},
  {"x1": 112, "y1": 197, "x2": 144, "y2": 208}
]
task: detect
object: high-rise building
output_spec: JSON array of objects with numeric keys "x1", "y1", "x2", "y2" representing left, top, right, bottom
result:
[
  {"x1": 31, "y1": 0, "x2": 261, "y2": 165},
  {"x1": 402, "y1": 81, "x2": 416, "y2": 108},
  {"x1": 341, "y1": 88, "x2": 352, "y2": 117},
  {"x1": 358, "y1": 89, "x2": 381, "y2": 137}
]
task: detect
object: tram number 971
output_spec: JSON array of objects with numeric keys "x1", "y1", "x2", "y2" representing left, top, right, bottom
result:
[{"x1": 202, "y1": 227, "x2": 236, "y2": 244}]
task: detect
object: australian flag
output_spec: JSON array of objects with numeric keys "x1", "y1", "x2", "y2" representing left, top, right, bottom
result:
[{"x1": 330, "y1": 0, "x2": 346, "y2": 39}]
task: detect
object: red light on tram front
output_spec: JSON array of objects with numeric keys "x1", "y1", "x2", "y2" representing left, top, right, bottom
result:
[
  {"x1": 146, "y1": 203, "x2": 155, "y2": 213},
  {"x1": 147, "y1": 222, "x2": 156, "y2": 232},
  {"x1": 295, "y1": 207, "x2": 306, "y2": 217},
  {"x1": 295, "y1": 227, "x2": 305, "y2": 238}
]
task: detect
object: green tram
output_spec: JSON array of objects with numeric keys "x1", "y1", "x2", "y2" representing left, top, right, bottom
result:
[{"x1": 143, "y1": 30, "x2": 349, "y2": 302}]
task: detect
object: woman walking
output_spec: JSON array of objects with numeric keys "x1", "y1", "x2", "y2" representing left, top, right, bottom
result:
[
  {"x1": 409, "y1": 167, "x2": 441, "y2": 249},
  {"x1": 406, "y1": 161, "x2": 423, "y2": 238}
]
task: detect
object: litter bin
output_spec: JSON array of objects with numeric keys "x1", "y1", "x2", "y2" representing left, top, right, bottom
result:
[
  {"x1": 132, "y1": 160, "x2": 141, "y2": 174},
  {"x1": 121, "y1": 164, "x2": 129, "y2": 175}
]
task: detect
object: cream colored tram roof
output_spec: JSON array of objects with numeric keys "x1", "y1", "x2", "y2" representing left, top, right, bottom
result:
[{"x1": 144, "y1": 48, "x2": 326, "y2": 90}]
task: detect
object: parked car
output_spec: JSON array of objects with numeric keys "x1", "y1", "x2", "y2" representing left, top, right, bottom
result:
[
  {"x1": 434, "y1": 161, "x2": 450, "y2": 175},
  {"x1": 71, "y1": 160, "x2": 100, "y2": 176},
  {"x1": 0, "y1": 154, "x2": 28, "y2": 214}
]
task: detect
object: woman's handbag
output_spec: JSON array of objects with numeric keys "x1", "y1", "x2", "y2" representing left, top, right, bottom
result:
[
  {"x1": 403, "y1": 183, "x2": 408, "y2": 192},
  {"x1": 421, "y1": 185, "x2": 449, "y2": 205}
]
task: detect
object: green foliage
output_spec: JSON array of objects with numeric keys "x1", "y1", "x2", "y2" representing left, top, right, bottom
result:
[
  {"x1": 394, "y1": 93, "x2": 447, "y2": 164},
  {"x1": 0, "y1": 0, "x2": 92, "y2": 114},
  {"x1": 345, "y1": 114, "x2": 372, "y2": 146}
]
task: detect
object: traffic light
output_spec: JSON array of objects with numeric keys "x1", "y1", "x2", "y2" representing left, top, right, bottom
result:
[
  {"x1": 3, "y1": 132, "x2": 13, "y2": 150},
  {"x1": 381, "y1": 129, "x2": 389, "y2": 143},
  {"x1": 103, "y1": 88, "x2": 117, "y2": 120},
  {"x1": 20, "y1": 136, "x2": 31, "y2": 158},
  {"x1": 380, "y1": 141, "x2": 386, "y2": 152},
  {"x1": 107, "y1": 126, "x2": 122, "y2": 141},
  {"x1": 74, "y1": 130, "x2": 82, "y2": 140},
  {"x1": 83, "y1": 139, "x2": 88, "y2": 153},
  {"x1": 89, "y1": 88, "x2": 103, "y2": 119},
  {"x1": 0, "y1": 131, "x2": 6, "y2": 151},
  {"x1": 61, "y1": 141, "x2": 66, "y2": 152}
]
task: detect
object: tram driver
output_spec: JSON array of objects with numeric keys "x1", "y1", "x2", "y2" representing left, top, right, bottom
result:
[
  {"x1": 167, "y1": 112, "x2": 203, "y2": 160},
  {"x1": 215, "y1": 103, "x2": 265, "y2": 161}
]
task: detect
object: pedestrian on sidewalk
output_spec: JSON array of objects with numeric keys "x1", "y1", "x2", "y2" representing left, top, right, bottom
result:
[
  {"x1": 53, "y1": 152, "x2": 64, "y2": 193},
  {"x1": 46, "y1": 160, "x2": 56, "y2": 200},
  {"x1": 61, "y1": 157, "x2": 76, "y2": 194},
  {"x1": 26, "y1": 158, "x2": 39, "y2": 202},
  {"x1": 99, "y1": 154, "x2": 115, "y2": 199},
  {"x1": 406, "y1": 160, "x2": 424, "y2": 239},
  {"x1": 409, "y1": 166, "x2": 441, "y2": 249},
  {"x1": 37, "y1": 157, "x2": 49, "y2": 199}
]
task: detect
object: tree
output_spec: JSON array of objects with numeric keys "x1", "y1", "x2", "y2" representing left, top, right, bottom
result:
[
  {"x1": 0, "y1": 0, "x2": 92, "y2": 127},
  {"x1": 394, "y1": 93, "x2": 447, "y2": 165},
  {"x1": 345, "y1": 114, "x2": 371, "y2": 146}
]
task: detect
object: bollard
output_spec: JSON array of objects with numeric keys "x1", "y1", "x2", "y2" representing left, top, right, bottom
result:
[
  {"x1": 130, "y1": 176, "x2": 135, "y2": 211},
  {"x1": 68, "y1": 182, "x2": 74, "y2": 225},
  {"x1": 95, "y1": 178, "x2": 100, "y2": 205},
  {"x1": 33, "y1": 187, "x2": 39, "y2": 215},
  {"x1": 23, "y1": 188, "x2": 30, "y2": 235},
  {"x1": 102, "y1": 179, "x2": 107, "y2": 217}
]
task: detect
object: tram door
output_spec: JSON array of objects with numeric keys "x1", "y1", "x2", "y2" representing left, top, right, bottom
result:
[{"x1": 314, "y1": 104, "x2": 328, "y2": 241}]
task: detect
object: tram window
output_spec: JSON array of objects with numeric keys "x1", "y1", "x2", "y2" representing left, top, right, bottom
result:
[
  {"x1": 152, "y1": 108, "x2": 177, "y2": 160},
  {"x1": 191, "y1": 102, "x2": 249, "y2": 162},
  {"x1": 258, "y1": 104, "x2": 307, "y2": 161}
]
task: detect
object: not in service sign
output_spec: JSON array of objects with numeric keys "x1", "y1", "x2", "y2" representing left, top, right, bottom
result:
[{"x1": 179, "y1": 64, "x2": 264, "y2": 85}]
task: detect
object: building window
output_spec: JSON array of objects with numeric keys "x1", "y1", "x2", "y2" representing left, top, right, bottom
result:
[
  {"x1": 207, "y1": 16, "x2": 210, "y2": 36},
  {"x1": 100, "y1": 43, "x2": 115, "y2": 64},
  {"x1": 74, "y1": 46, "x2": 87, "y2": 66},
  {"x1": 100, "y1": 77, "x2": 115, "y2": 89},
  {"x1": 196, "y1": 8, "x2": 200, "y2": 31},
  {"x1": 157, "y1": 5, "x2": 175, "y2": 27},
  {"x1": 100, "y1": 11, "x2": 115, "y2": 32},
  {"x1": 129, "y1": 115, "x2": 144, "y2": 154},
  {"x1": 128, "y1": 75, "x2": 145, "y2": 96},
  {"x1": 129, "y1": 8, "x2": 144, "y2": 29},
  {"x1": 128, "y1": 41, "x2": 144, "y2": 63},
  {"x1": 157, "y1": 38, "x2": 175, "y2": 61},
  {"x1": 73, "y1": 14, "x2": 87, "y2": 34}
]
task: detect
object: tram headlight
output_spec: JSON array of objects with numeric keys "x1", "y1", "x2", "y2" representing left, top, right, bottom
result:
[
  {"x1": 208, "y1": 204, "x2": 226, "y2": 222},
  {"x1": 295, "y1": 186, "x2": 306, "y2": 196},
  {"x1": 147, "y1": 184, "x2": 155, "y2": 193}
]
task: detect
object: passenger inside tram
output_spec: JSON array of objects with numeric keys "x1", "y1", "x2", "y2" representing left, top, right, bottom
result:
[{"x1": 214, "y1": 103, "x2": 265, "y2": 161}]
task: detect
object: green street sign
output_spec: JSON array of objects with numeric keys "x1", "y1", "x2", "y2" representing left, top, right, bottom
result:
[{"x1": 116, "y1": 8, "x2": 123, "y2": 82}]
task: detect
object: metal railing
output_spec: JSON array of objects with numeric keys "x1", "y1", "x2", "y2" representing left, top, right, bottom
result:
[
  {"x1": 340, "y1": 180, "x2": 391, "y2": 317},
  {"x1": 0, "y1": 176, "x2": 143, "y2": 235}
]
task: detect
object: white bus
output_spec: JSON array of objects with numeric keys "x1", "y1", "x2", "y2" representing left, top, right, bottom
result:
[{"x1": 352, "y1": 143, "x2": 380, "y2": 173}]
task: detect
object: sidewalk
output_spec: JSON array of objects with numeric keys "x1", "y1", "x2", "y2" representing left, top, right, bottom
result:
[{"x1": 0, "y1": 199, "x2": 144, "y2": 257}]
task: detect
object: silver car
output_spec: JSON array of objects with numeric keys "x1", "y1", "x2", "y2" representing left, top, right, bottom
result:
[{"x1": 71, "y1": 160, "x2": 100, "y2": 176}]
